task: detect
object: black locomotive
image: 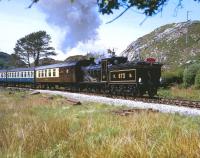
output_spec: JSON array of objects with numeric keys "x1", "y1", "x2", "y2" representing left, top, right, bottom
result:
[
  {"x1": 82, "y1": 56, "x2": 162, "y2": 97},
  {"x1": 0, "y1": 56, "x2": 162, "y2": 98}
]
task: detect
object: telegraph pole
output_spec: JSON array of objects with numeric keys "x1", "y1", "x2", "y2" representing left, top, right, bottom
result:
[{"x1": 186, "y1": 11, "x2": 191, "y2": 45}]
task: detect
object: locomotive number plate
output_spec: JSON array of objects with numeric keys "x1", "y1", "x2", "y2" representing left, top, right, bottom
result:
[{"x1": 109, "y1": 69, "x2": 136, "y2": 82}]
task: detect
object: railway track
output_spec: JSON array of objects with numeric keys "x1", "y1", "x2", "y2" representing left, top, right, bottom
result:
[
  {"x1": 2, "y1": 86, "x2": 200, "y2": 110},
  {"x1": 79, "y1": 92, "x2": 200, "y2": 110},
  {"x1": 131, "y1": 97, "x2": 200, "y2": 109}
]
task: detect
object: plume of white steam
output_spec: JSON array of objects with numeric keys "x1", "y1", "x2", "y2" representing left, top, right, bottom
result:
[{"x1": 37, "y1": 0, "x2": 101, "y2": 51}]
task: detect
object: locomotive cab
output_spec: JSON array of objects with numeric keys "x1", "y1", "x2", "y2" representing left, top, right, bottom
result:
[{"x1": 137, "y1": 58, "x2": 162, "y2": 97}]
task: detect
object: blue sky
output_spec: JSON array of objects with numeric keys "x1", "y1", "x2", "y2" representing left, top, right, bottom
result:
[{"x1": 0, "y1": 0, "x2": 200, "y2": 60}]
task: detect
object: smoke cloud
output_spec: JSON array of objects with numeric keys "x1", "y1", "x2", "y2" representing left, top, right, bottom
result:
[{"x1": 37, "y1": 0, "x2": 101, "y2": 51}]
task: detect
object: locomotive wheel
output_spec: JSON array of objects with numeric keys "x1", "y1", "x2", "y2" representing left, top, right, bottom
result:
[{"x1": 148, "y1": 87, "x2": 157, "y2": 98}]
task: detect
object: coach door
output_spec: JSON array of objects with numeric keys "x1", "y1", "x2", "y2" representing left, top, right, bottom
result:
[{"x1": 101, "y1": 59, "x2": 108, "y2": 82}]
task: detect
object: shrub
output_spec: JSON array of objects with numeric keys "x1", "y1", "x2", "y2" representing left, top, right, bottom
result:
[
  {"x1": 183, "y1": 63, "x2": 200, "y2": 87},
  {"x1": 195, "y1": 71, "x2": 200, "y2": 89},
  {"x1": 161, "y1": 68, "x2": 184, "y2": 86}
]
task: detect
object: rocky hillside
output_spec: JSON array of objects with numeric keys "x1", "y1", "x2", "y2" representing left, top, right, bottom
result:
[{"x1": 121, "y1": 21, "x2": 200, "y2": 69}]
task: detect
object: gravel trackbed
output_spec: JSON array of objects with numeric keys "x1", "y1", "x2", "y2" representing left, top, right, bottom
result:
[{"x1": 36, "y1": 90, "x2": 200, "y2": 117}]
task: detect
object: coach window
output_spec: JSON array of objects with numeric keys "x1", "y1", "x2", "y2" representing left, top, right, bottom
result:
[
  {"x1": 43, "y1": 70, "x2": 45, "y2": 77},
  {"x1": 44, "y1": 70, "x2": 46, "y2": 77},
  {"x1": 41, "y1": 70, "x2": 43, "y2": 78},
  {"x1": 49, "y1": 69, "x2": 51, "y2": 77},
  {"x1": 66, "y1": 69, "x2": 69, "y2": 74},
  {"x1": 53, "y1": 69, "x2": 56, "y2": 77}
]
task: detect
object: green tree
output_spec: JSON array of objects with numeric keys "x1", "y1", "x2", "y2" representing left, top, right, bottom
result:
[
  {"x1": 195, "y1": 70, "x2": 200, "y2": 89},
  {"x1": 9, "y1": 54, "x2": 26, "y2": 68},
  {"x1": 14, "y1": 31, "x2": 56, "y2": 67},
  {"x1": 28, "y1": 0, "x2": 200, "y2": 17},
  {"x1": 183, "y1": 63, "x2": 200, "y2": 87}
]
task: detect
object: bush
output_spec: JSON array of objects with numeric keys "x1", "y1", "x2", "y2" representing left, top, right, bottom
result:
[
  {"x1": 183, "y1": 64, "x2": 200, "y2": 87},
  {"x1": 161, "y1": 68, "x2": 184, "y2": 86},
  {"x1": 195, "y1": 71, "x2": 200, "y2": 89}
]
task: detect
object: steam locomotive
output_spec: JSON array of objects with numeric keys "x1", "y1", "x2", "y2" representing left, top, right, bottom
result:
[{"x1": 0, "y1": 56, "x2": 162, "y2": 97}]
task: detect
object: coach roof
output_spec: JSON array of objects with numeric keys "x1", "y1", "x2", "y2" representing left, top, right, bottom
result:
[
  {"x1": 7, "y1": 67, "x2": 35, "y2": 72},
  {"x1": 35, "y1": 61, "x2": 78, "y2": 70},
  {"x1": 0, "y1": 69, "x2": 7, "y2": 72}
]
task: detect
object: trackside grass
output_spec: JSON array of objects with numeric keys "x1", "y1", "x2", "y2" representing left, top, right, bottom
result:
[
  {"x1": 158, "y1": 86, "x2": 200, "y2": 101},
  {"x1": 0, "y1": 89, "x2": 200, "y2": 157}
]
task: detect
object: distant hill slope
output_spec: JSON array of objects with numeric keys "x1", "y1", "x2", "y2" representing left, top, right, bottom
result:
[
  {"x1": 0, "y1": 52, "x2": 12, "y2": 68},
  {"x1": 121, "y1": 21, "x2": 200, "y2": 69},
  {"x1": 0, "y1": 52, "x2": 26, "y2": 69},
  {"x1": 65, "y1": 55, "x2": 88, "y2": 62}
]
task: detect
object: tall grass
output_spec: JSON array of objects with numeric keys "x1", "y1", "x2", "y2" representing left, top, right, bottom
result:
[
  {"x1": 158, "y1": 86, "x2": 200, "y2": 101},
  {"x1": 0, "y1": 89, "x2": 200, "y2": 157}
]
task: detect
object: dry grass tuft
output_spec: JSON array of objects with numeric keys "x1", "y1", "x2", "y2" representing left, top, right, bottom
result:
[{"x1": 0, "y1": 89, "x2": 200, "y2": 157}]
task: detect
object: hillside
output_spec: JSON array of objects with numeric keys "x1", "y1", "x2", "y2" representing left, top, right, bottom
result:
[
  {"x1": 0, "y1": 52, "x2": 12, "y2": 68},
  {"x1": 121, "y1": 21, "x2": 200, "y2": 69}
]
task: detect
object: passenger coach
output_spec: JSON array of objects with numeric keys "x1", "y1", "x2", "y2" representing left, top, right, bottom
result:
[
  {"x1": 0, "y1": 70, "x2": 7, "y2": 85},
  {"x1": 6, "y1": 68, "x2": 35, "y2": 87},
  {"x1": 35, "y1": 59, "x2": 94, "y2": 89}
]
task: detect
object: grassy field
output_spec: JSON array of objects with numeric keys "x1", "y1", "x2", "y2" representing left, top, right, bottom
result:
[
  {"x1": 158, "y1": 86, "x2": 200, "y2": 101},
  {"x1": 0, "y1": 89, "x2": 200, "y2": 158}
]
